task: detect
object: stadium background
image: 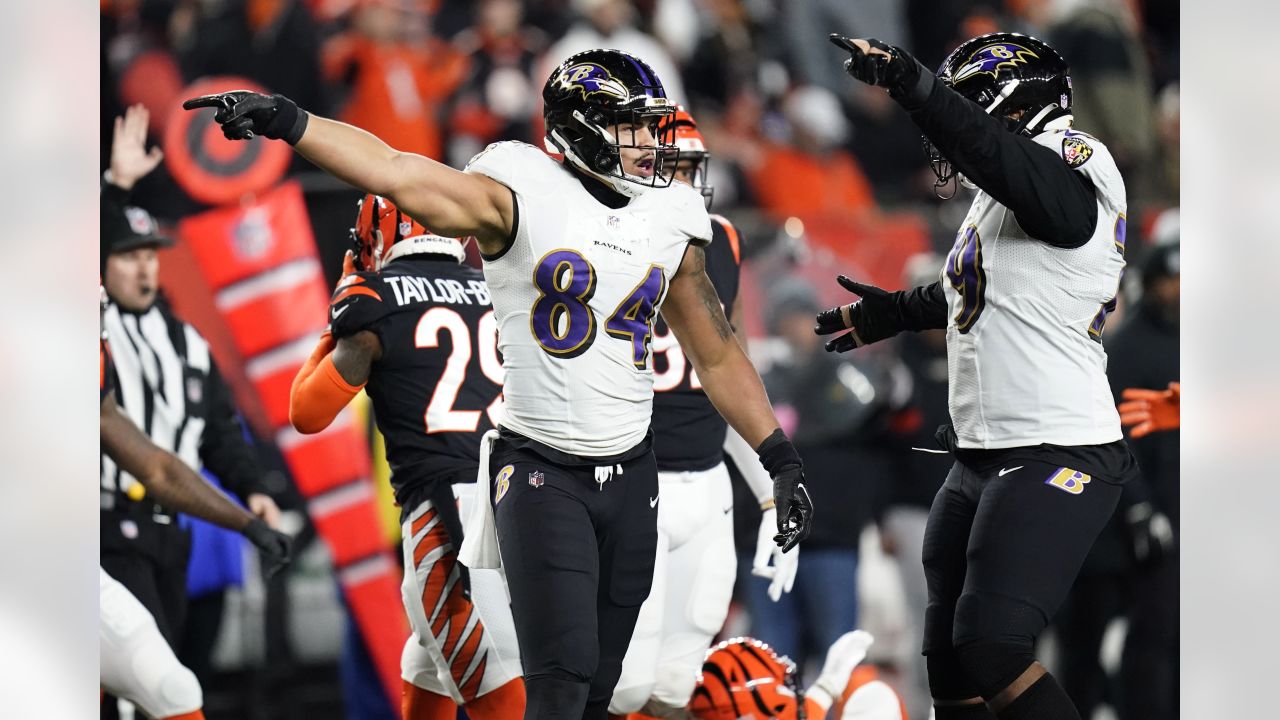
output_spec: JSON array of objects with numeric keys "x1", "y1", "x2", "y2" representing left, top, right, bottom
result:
[{"x1": 98, "y1": 1, "x2": 1179, "y2": 718}]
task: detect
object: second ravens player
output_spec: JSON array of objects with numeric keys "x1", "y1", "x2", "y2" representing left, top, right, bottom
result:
[
  {"x1": 819, "y1": 33, "x2": 1139, "y2": 720},
  {"x1": 288, "y1": 198, "x2": 524, "y2": 720}
]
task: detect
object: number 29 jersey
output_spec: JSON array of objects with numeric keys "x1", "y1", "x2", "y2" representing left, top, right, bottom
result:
[
  {"x1": 329, "y1": 257, "x2": 503, "y2": 500},
  {"x1": 942, "y1": 122, "x2": 1127, "y2": 449},
  {"x1": 466, "y1": 141, "x2": 712, "y2": 457}
]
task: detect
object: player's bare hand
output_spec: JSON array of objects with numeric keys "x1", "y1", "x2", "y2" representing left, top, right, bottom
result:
[
  {"x1": 829, "y1": 34, "x2": 915, "y2": 89},
  {"x1": 248, "y1": 492, "x2": 283, "y2": 528},
  {"x1": 183, "y1": 90, "x2": 308, "y2": 144},
  {"x1": 1117, "y1": 382, "x2": 1180, "y2": 437},
  {"x1": 110, "y1": 104, "x2": 164, "y2": 191}
]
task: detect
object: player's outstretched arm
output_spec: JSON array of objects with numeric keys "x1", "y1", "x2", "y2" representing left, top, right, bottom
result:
[
  {"x1": 830, "y1": 35, "x2": 1097, "y2": 248},
  {"x1": 814, "y1": 275, "x2": 946, "y2": 353},
  {"x1": 662, "y1": 244, "x2": 813, "y2": 550},
  {"x1": 183, "y1": 92, "x2": 513, "y2": 251},
  {"x1": 101, "y1": 391, "x2": 292, "y2": 574}
]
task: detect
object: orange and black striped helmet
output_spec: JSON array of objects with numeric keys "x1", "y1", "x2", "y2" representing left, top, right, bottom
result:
[
  {"x1": 350, "y1": 194, "x2": 466, "y2": 270},
  {"x1": 690, "y1": 637, "x2": 805, "y2": 720},
  {"x1": 657, "y1": 106, "x2": 713, "y2": 209}
]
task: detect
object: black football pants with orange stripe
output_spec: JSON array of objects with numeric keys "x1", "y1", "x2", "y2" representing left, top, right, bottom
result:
[{"x1": 491, "y1": 433, "x2": 659, "y2": 720}]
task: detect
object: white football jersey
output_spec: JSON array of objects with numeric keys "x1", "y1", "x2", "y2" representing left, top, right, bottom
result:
[
  {"x1": 466, "y1": 142, "x2": 712, "y2": 456},
  {"x1": 942, "y1": 118, "x2": 1127, "y2": 449}
]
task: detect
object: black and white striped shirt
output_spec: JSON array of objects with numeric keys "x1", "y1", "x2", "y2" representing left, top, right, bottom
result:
[{"x1": 101, "y1": 299, "x2": 264, "y2": 518}]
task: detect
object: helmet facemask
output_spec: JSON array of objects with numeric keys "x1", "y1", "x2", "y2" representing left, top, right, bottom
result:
[
  {"x1": 661, "y1": 149, "x2": 712, "y2": 209},
  {"x1": 658, "y1": 107, "x2": 714, "y2": 209}
]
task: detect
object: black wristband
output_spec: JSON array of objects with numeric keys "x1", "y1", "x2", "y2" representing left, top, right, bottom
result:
[
  {"x1": 756, "y1": 428, "x2": 802, "y2": 475},
  {"x1": 892, "y1": 60, "x2": 935, "y2": 110},
  {"x1": 265, "y1": 94, "x2": 309, "y2": 145}
]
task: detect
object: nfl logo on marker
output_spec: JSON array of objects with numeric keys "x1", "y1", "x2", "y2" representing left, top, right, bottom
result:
[
  {"x1": 607, "y1": 215, "x2": 620, "y2": 229},
  {"x1": 528, "y1": 470, "x2": 545, "y2": 488}
]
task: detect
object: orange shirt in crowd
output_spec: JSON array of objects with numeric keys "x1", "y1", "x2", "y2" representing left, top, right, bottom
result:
[
  {"x1": 750, "y1": 144, "x2": 876, "y2": 220},
  {"x1": 323, "y1": 34, "x2": 467, "y2": 160}
]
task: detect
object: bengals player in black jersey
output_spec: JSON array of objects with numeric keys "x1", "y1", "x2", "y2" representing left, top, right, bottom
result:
[
  {"x1": 611, "y1": 108, "x2": 797, "y2": 718},
  {"x1": 288, "y1": 198, "x2": 523, "y2": 720}
]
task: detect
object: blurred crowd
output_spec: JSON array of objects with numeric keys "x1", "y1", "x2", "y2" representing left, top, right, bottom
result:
[{"x1": 101, "y1": 1, "x2": 1180, "y2": 719}]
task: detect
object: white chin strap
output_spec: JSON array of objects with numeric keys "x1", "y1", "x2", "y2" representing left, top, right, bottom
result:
[{"x1": 382, "y1": 235, "x2": 467, "y2": 267}]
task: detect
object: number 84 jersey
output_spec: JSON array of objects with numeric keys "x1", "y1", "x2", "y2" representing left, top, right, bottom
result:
[
  {"x1": 942, "y1": 124, "x2": 1127, "y2": 449},
  {"x1": 466, "y1": 141, "x2": 712, "y2": 456}
]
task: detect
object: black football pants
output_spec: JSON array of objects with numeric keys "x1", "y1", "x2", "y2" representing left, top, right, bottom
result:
[
  {"x1": 922, "y1": 459, "x2": 1121, "y2": 700},
  {"x1": 491, "y1": 435, "x2": 659, "y2": 720}
]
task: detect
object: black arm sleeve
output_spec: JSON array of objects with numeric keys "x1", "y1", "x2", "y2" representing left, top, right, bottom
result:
[
  {"x1": 895, "y1": 281, "x2": 948, "y2": 332},
  {"x1": 198, "y1": 360, "x2": 267, "y2": 501},
  {"x1": 895, "y1": 63, "x2": 1098, "y2": 248}
]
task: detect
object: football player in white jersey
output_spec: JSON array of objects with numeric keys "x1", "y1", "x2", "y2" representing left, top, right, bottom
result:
[
  {"x1": 184, "y1": 48, "x2": 813, "y2": 720},
  {"x1": 818, "y1": 33, "x2": 1140, "y2": 720}
]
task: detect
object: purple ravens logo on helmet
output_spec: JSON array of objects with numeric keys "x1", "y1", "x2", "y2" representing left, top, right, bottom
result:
[
  {"x1": 952, "y1": 42, "x2": 1040, "y2": 82},
  {"x1": 555, "y1": 62, "x2": 631, "y2": 102}
]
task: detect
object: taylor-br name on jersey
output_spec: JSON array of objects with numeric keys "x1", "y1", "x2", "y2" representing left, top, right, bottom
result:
[{"x1": 384, "y1": 276, "x2": 491, "y2": 307}]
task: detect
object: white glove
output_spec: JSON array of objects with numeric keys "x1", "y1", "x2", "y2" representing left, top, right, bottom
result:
[
  {"x1": 808, "y1": 630, "x2": 875, "y2": 711},
  {"x1": 751, "y1": 507, "x2": 799, "y2": 601}
]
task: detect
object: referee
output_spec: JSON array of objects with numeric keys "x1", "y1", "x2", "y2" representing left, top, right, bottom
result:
[
  {"x1": 100, "y1": 106, "x2": 283, "y2": 666},
  {"x1": 820, "y1": 33, "x2": 1140, "y2": 720}
]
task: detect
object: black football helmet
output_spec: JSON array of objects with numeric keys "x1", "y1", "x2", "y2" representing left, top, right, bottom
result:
[
  {"x1": 928, "y1": 32, "x2": 1072, "y2": 194},
  {"x1": 542, "y1": 48, "x2": 678, "y2": 197}
]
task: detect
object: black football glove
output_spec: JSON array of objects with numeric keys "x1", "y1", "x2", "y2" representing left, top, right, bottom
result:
[
  {"x1": 756, "y1": 430, "x2": 814, "y2": 553},
  {"x1": 828, "y1": 35, "x2": 919, "y2": 93},
  {"x1": 183, "y1": 91, "x2": 309, "y2": 145},
  {"x1": 1124, "y1": 501, "x2": 1174, "y2": 568},
  {"x1": 814, "y1": 275, "x2": 901, "y2": 352},
  {"x1": 242, "y1": 517, "x2": 293, "y2": 578}
]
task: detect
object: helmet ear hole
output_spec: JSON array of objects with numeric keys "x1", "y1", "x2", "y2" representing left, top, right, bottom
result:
[{"x1": 592, "y1": 147, "x2": 616, "y2": 173}]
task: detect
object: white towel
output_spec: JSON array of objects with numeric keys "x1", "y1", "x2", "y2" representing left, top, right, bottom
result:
[{"x1": 459, "y1": 429, "x2": 503, "y2": 570}]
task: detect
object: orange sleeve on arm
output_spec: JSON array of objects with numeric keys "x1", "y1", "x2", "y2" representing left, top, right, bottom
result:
[{"x1": 289, "y1": 334, "x2": 363, "y2": 434}]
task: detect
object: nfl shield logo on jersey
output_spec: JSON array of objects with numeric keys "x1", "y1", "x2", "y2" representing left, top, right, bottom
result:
[{"x1": 528, "y1": 470, "x2": 545, "y2": 488}]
